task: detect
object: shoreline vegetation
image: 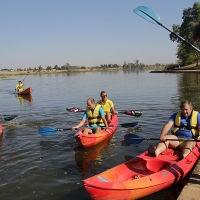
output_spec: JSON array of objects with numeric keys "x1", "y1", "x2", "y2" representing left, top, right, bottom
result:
[{"x1": 0, "y1": 63, "x2": 199, "y2": 78}]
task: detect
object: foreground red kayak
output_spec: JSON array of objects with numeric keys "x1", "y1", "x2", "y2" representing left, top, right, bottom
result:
[
  {"x1": 83, "y1": 142, "x2": 200, "y2": 200},
  {"x1": 75, "y1": 115, "x2": 118, "y2": 148},
  {"x1": 16, "y1": 87, "x2": 32, "y2": 95}
]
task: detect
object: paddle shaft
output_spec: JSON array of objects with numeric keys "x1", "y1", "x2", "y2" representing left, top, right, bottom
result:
[
  {"x1": 66, "y1": 107, "x2": 142, "y2": 117},
  {"x1": 144, "y1": 138, "x2": 199, "y2": 142},
  {"x1": 22, "y1": 74, "x2": 29, "y2": 82},
  {"x1": 135, "y1": 6, "x2": 200, "y2": 53}
]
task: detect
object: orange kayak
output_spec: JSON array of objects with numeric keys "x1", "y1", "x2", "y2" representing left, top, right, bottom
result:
[
  {"x1": 83, "y1": 142, "x2": 200, "y2": 200},
  {"x1": 0, "y1": 124, "x2": 3, "y2": 138},
  {"x1": 75, "y1": 115, "x2": 118, "y2": 148},
  {"x1": 16, "y1": 87, "x2": 32, "y2": 95}
]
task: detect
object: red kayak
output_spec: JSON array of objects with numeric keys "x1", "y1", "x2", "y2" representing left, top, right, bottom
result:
[
  {"x1": 0, "y1": 124, "x2": 3, "y2": 138},
  {"x1": 75, "y1": 115, "x2": 118, "y2": 148},
  {"x1": 16, "y1": 87, "x2": 32, "y2": 95},
  {"x1": 83, "y1": 142, "x2": 200, "y2": 200}
]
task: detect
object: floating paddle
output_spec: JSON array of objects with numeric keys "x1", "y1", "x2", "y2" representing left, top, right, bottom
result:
[
  {"x1": 38, "y1": 122, "x2": 139, "y2": 136},
  {"x1": 66, "y1": 107, "x2": 142, "y2": 117},
  {"x1": 1, "y1": 115, "x2": 18, "y2": 121},
  {"x1": 124, "y1": 134, "x2": 199, "y2": 145},
  {"x1": 133, "y1": 6, "x2": 200, "y2": 53}
]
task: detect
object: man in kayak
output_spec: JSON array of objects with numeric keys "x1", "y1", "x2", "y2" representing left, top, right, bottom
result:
[
  {"x1": 96, "y1": 91, "x2": 118, "y2": 124},
  {"x1": 15, "y1": 81, "x2": 24, "y2": 92},
  {"x1": 193, "y1": 21, "x2": 200, "y2": 42},
  {"x1": 71, "y1": 98, "x2": 110, "y2": 134},
  {"x1": 148, "y1": 100, "x2": 200, "y2": 159}
]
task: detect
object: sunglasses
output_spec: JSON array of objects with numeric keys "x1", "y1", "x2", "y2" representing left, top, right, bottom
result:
[{"x1": 101, "y1": 95, "x2": 107, "y2": 97}]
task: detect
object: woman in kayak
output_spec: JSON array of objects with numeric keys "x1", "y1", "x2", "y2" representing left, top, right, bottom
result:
[
  {"x1": 96, "y1": 91, "x2": 118, "y2": 124},
  {"x1": 148, "y1": 100, "x2": 200, "y2": 159},
  {"x1": 15, "y1": 81, "x2": 24, "y2": 92}
]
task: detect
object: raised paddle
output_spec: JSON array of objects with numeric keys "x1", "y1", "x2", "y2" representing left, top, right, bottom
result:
[
  {"x1": 66, "y1": 107, "x2": 142, "y2": 117},
  {"x1": 38, "y1": 122, "x2": 139, "y2": 136},
  {"x1": 133, "y1": 6, "x2": 200, "y2": 53},
  {"x1": 124, "y1": 134, "x2": 199, "y2": 145}
]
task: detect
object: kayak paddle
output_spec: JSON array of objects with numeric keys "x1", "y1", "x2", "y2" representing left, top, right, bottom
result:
[
  {"x1": 66, "y1": 107, "x2": 142, "y2": 117},
  {"x1": 2, "y1": 115, "x2": 18, "y2": 121},
  {"x1": 124, "y1": 134, "x2": 199, "y2": 145},
  {"x1": 133, "y1": 6, "x2": 200, "y2": 53},
  {"x1": 38, "y1": 122, "x2": 139, "y2": 136}
]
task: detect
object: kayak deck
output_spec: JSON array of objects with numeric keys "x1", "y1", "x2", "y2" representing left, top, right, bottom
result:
[{"x1": 83, "y1": 143, "x2": 200, "y2": 200}]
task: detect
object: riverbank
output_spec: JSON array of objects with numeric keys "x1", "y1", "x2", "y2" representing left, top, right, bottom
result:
[{"x1": 0, "y1": 68, "x2": 123, "y2": 77}]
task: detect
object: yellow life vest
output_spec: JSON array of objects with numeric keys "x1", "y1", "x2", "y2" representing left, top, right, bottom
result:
[
  {"x1": 96, "y1": 99, "x2": 113, "y2": 112},
  {"x1": 16, "y1": 83, "x2": 24, "y2": 90},
  {"x1": 172, "y1": 110, "x2": 199, "y2": 137},
  {"x1": 86, "y1": 104, "x2": 104, "y2": 126}
]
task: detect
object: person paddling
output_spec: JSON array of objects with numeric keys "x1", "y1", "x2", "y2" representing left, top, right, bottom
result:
[{"x1": 15, "y1": 81, "x2": 24, "y2": 92}]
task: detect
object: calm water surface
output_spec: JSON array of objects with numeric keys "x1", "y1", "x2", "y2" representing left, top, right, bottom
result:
[{"x1": 1, "y1": 70, "x2": 200, "y2": 200}]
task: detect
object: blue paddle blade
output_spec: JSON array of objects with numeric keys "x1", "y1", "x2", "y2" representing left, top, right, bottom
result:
[
  {"x1": 38, "y1": 127, "x2": 57, "y2": 136},
  {"x1": 4, "y1": 115, "x2": 18, "y2": 121},
  {"x1": 124, "y1": 134, "x2": 144, "y2": 144},
  {"x1": 133, "y1": 6, "x2": 161, "y2": 25},
  {"x1": 120, "y1": 122, "x2": 138, "y2": 128}
]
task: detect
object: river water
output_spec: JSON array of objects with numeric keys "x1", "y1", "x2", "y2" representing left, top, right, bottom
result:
[{"x1": 0, "y1": 70, "x2": 200, "y2": 200}]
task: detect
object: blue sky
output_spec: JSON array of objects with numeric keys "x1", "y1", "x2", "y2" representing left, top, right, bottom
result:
[{"x1": 0, "y1": 0, "x2": 197, "y2": 70}]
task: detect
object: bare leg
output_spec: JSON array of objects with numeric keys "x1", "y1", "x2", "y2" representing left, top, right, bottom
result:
[
  {"x1": 106, "y1": 112, "x2": 111, "y2": 124},
  {"x1": 83, "y1": 128, "x2": 93, "y2": 134},
  {"x1": 149, "y1": 135, "x2": 180, "y2": 157},
  {"x1": 181, "y1": 138, "x2": 196, "y2": 158}
]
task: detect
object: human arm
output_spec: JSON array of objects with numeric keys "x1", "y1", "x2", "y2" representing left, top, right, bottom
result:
[
  {"x1": 71, "y1": 111, "x2": 87, "y2": 130},
  {"x1": 159, "y1": 120, "x2": 174, "y2": 141},
  {"x1": 99, "y1": 107, "x2": 109, "y2": 132},
  {"x1": 111, "y1": 107, "x2": 118, "y2": 115},
  {"x1": 71, "y1": 118, "x2": 86, "y2": 130}
]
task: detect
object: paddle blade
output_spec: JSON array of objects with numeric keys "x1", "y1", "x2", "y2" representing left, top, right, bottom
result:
[
  {"x1": 124, "y1": 134, "x2": 144, "y2": 144},
  {"x1": 66, "y1": 107, "x2": 84, "y2": 112},
  {"x1": 122, "y1": 110, "x2": 142, "y2": 117},
  {"x1": 133, "y1": 6, "x2": 161, "y2": 25},
  {"x1": 4, "y1": 115, "x2": 18, "y2": 121},
  {"x1": 120, "y1": 122, "x2": 138, "y2": 128},
  {"x1": 38, "y1": 127, "x2": 57, "y2": 136}
]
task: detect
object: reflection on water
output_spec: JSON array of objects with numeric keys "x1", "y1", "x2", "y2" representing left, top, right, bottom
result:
[
  {"x1": 74, "y1": 138, "x2": 111, "y2": 176},
  {"x1": 16, "y1": 94, "x2": 33, "y2": 105}
]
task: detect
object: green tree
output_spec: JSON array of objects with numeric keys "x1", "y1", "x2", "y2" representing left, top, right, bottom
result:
[{"x1": 170, "y1": 2, "x2": 200, "y2": 67}]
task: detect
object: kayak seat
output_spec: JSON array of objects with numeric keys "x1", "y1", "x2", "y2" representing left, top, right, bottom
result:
[{"x1": 145, "y1": 159, "x2": 171, "y2": 173}]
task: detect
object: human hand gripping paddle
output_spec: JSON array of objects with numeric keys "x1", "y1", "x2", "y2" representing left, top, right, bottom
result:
[
  {"x1": 124, "y1": 134, "x2": 200, "y2": 145},
  {"x1": 133, "y1": 6, "x2": 200, "y2": 53},
  {"x1": 66, "y1": 107, "x2": 142, "y2": 117},
  {"x1": 38, "y1": 122, "x2": 139, "y2": 136}
]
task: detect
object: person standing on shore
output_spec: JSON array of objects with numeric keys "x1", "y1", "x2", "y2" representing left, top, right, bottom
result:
[{"x1": 15, "y1": 81, "x2": 24, "y2": 92}]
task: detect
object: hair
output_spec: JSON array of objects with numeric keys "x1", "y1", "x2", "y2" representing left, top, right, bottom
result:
[
  {"x1": 180, "y1": 100, "x2": 193, "y2": 109},
  {"x1": 87, "y1": 98, "x2": 95, "y2": 104},
  {"x1": 193, "y1": 21, "x2": 200, "y2": 41},
  {"x1": 100, "y1": 91, "x2": 106, "y2": 96}
]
